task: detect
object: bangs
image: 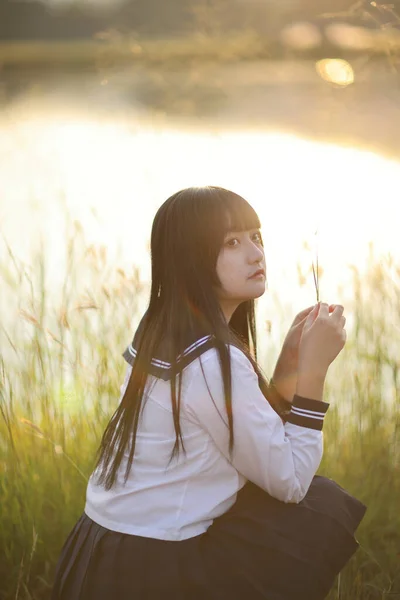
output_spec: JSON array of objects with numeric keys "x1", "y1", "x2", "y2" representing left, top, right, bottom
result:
[
  {"x1": 159, "y1": 186, "x2": 262, "y2": 259},
  {"x1": 220, "y1": 192, "x2": 261, "y2": 234}
]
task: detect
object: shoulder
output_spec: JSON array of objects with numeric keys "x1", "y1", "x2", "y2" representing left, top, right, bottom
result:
[
  {"x1": 122, "y1": 334, "x2": 218, "y2": 381},
  {"x1": 189, "y1": 343, "x2": 256, "y2": 380},
  {"x1": 122, "y1": 326, "x2": 254, "y2": 382}
]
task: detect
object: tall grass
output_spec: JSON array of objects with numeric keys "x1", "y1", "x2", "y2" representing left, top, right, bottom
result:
[{"x1": 0, "y1": 216, "x2": 399, "y2": 599}]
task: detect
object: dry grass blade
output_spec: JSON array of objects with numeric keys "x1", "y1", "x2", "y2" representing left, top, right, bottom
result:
[
  {"x1": 45, "y1": 329, "x2": 68, "y2": 348},
  {"x1": 311, "y1": 229, "x2": 320, "y2": 303},
  {"x1": 19, "y1": 419, "x2": 88, "y2": 481},
  {"x1": 318, "y1": 1, "x2": 364, "y2": 20},
  {"x1": 25, "y1": 524, "x2": 38, "y2": 586},
  {"x1": 18, "y1": 309, "x2": 42, "y2": 328},
  {"x1": 19, "y1": 418, "x2": 44, "y2": 437},
  {"x1": 14, "y1": 552, "x2": 24, "y2": 600},
  {"x1": 0, "y1": 324, "x2": 19, "y2": 354},
  {"x1": 72, "y1": 302, "x2": 99, "y2": 311},
  {"x1": 312, "y1": 264, "x2": 319, "y2": 302},
  {"x1": 58, "y1": 307, "x2": 70, "y2": 329}
]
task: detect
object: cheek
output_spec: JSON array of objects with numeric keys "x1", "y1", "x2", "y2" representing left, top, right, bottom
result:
[
  {"x1": 216, "y1": 251, "x2": 243, "y2": 290},
  {"x1": 216, "y1": 257, "x2": 226, "y2": 286}
]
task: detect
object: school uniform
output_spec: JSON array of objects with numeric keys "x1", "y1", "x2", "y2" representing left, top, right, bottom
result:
[{"x1": 51, "y1": 330, "x2": 367, "y2": 600}]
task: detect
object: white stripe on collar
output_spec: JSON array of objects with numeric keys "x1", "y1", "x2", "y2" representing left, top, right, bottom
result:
[{"x1": 126, "y1": 335, "x2": 213, "y2": 369}]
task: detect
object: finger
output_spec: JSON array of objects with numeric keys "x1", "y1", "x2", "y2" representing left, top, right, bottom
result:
[
  {"x1": 317, "y1": 302, "x2": 329, "y2": 317},
  {"x1": 293, "y1": 316, "x2": 308, "y2": 331},
  {"x1": 305, "y1": 304, "x2": 319, "y2": 324},
  {"x1": 293, "y1": 306, "x2": 315, "y2": 323},
  {"x1": 330, "y1": 305, "x2": 344, "y2": 321}
]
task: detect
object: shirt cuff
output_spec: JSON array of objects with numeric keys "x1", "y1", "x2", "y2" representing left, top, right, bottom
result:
[{"x1": 284, "y1": 394, "x2": 330, "y2": 431}]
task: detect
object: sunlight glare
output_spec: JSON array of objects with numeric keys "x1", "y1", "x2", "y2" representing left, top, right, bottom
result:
[
  {"x1": 316, "y1": 59, "x2": 354, "y2": 87},
  {"x1": 1, "y1": 116, "x2": 400, "y2": 315}
]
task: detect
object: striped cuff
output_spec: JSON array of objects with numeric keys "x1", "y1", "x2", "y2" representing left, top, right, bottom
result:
[{"x1": 285, "y1": 394, "x2": 330, "y2": 431}]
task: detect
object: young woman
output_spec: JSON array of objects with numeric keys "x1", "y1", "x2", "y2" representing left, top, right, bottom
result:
[{"x1": 51, "y1": 186, "x2": 367, "y2": 600}]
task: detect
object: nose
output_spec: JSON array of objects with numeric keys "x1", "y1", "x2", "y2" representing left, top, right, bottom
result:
[{"x1": 248, "y1": 239, "x2": 264, "y2": 264}]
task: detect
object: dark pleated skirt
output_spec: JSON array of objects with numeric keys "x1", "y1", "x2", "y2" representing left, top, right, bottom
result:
[{"x1": 51, "y1": 475, "x2": 367, "y2": 600}]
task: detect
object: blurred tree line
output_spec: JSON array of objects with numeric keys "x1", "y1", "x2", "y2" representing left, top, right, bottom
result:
[{"x1": 1, "y1": 0, "x2": 399, "y2": 42}]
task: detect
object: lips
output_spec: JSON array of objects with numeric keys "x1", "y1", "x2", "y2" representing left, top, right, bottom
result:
[{"x1": 249, "y1": 269, "x2": 265, "y2": 278}]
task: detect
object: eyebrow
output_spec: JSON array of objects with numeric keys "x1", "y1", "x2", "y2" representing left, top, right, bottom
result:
[{"x1": 225, "y1": 228, "x2": 261, "y2": 236}]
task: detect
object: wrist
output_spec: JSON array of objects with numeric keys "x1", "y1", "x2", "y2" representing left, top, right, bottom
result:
[
  {"x1": 271, "y1": 366, "x2": 297, "y2": 404},
  {"x1": 296, "y1": 371, "x2": 326, "y2": 402},
  {"x1": 298, "y1": 363, "x2": 328, "y2": 380}
]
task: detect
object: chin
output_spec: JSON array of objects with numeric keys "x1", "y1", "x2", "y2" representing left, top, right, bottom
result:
[
  {"x1": 245, "y1": 283, "x2": 267, "y2": 300},
  {"x1": 253, "y1": 289, "x2": 266, "y2": 299}
]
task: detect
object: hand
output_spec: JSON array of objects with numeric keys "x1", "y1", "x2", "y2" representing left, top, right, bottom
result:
[
  {"x1": 298, "y1": 302, "x2": 347, "y2": 376},
  {"x1": 272, "y1": 303, "x2": 338, "y2": 401}
]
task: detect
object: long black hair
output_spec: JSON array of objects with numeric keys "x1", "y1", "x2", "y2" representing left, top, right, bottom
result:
[{"x1": 92, "y1": 186, "x2": 283, "y2": 490}]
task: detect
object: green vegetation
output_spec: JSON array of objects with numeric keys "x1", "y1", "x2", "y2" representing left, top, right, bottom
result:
[{"x1": 0, "y1": 215, "x2": 399, "y2": 599}]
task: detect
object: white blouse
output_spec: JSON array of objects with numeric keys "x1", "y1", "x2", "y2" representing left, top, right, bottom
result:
[{"x1": 84, "y1": 339, "x2": 330, "y2": 541}]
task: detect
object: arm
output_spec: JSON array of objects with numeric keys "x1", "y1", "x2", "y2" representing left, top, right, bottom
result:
[
  {"x1": 185, "y1": 346, "x2": 330, "y2": 504},
  {"x1": 267, "y1": 368, "x2": 326, "y2": 423}
]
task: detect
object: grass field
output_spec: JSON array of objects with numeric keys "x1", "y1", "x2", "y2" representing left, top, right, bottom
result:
[{"x1": 0, "y1": 217, "x2": 399, "y2": 599}]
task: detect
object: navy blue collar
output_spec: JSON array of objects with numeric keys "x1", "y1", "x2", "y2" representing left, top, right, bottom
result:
[{"x1": 122, "y1": 335, "x2": 216, "y2": 381}]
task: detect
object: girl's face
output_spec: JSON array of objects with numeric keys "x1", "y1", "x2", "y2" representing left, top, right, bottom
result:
[{"x1": 215, "y1": 228, "x2": 266, "y2": 320}]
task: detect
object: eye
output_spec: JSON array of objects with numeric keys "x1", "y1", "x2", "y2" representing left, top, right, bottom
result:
[
  {"x1": 226, "y1": 237, "x2": 239, "y2": 247},
  {"x1": 252, "y1": 231, "x2": 263, "y2": 244}
]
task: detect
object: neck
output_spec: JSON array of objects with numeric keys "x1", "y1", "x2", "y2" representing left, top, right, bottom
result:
[{"x1": 219, "y1": 300, "x2": 240, "y2": 324}]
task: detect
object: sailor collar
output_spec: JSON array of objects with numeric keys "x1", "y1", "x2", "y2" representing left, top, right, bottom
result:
[{"x1": 122, "y1": 335, "x2": 217, "y2": 381}]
